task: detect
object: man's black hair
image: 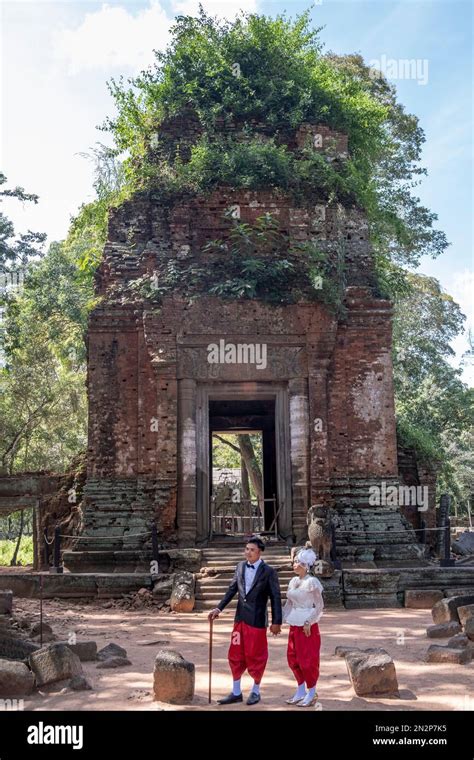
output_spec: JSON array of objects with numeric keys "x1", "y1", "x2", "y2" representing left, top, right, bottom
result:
[{"x1": 246, "y1": 536, "x2": 265, "y2": 551}]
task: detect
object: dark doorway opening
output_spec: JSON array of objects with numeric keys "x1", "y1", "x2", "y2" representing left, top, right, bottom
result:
[{"x1": 209, "y1": 399, "x2": 277, "y2": 536}]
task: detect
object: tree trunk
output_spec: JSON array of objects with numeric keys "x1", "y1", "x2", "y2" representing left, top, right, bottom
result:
[
  {"x1": 11, "y1": 509, "x2": 25, "y2": 566},
  {"x1": 241, "y1": 455, "x2": 251, "y2": 503},
  {"x1": 237, "y1": 434, "x2": 263, "y2": 503},
  {"x1": 213, "y1": 433, "x2": 263, "y2": 503}
]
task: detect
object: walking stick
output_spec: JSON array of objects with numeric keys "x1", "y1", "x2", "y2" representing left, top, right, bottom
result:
[{"x1": 208, "y1": 617, "x2": 214, "y2": 704}]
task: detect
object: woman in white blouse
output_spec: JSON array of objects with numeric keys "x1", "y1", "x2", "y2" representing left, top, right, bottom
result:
[{"x1": 283, "y1": 547, "x2": 323, "y2": 706}]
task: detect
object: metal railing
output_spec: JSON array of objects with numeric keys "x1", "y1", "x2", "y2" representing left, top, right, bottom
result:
[{"x1": 210, "y1": 496, "x2": 277, "y2": 539}]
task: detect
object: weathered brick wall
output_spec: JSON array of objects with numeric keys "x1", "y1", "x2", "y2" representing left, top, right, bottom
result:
[{"x1": 81, "y1": 121, "x2": 400, "y2": 550}]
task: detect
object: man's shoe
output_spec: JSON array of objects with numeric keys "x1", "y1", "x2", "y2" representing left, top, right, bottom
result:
[
  {"x1": 217, "y1": 692, "x2": 243, "y2": 705},
  {"x1": 246, "y1": 691, "x2": 261, "y2": 705}
]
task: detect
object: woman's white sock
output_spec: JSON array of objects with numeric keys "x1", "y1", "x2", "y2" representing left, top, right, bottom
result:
[{"x1": 301, "y1": 686, "x2": 316, "y2": 705}]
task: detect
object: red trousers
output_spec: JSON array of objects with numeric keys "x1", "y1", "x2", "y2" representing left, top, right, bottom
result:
[
  {"x1": 287, "y1": 623, "x2": 321, "y2": 689},
  {"x1": 228, "y1": 621, "x2": 268, "y2": 684}
]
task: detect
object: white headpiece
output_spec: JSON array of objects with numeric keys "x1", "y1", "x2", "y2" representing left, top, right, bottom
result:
[{"x1": 296, "y1": 548, "x2": 317, "y2": 568}]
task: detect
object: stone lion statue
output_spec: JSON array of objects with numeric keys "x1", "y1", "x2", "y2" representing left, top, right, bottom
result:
[{"x1": 307, "y1": 505, "x2": 334, "y2": 565}]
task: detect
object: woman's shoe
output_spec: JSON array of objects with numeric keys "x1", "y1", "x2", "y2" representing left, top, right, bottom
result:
[
  {"x1": 298, "y1": 692, "x2": 319, "y2": 707},
  {"x1": 285, "y1": 694, "x2": 305, "y2": 704}
]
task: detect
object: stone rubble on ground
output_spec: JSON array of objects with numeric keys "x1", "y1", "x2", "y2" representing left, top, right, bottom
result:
[{"x1": 153, "y1": 649, "x2": 195, "y2": 704}]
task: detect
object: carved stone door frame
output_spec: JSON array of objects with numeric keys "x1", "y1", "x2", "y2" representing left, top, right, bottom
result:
[{"x1": 195, "y1": 382, "x2": 292, "y2": 543}]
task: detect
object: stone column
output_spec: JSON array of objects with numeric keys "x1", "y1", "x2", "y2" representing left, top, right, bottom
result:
[
  {"x1": 177, "y1": 378, "x2": 197, "y2": 545},
  {"x1": 308, "y1": 357, "x2": 333, "y2": 508},
  {"x1": 288, "y1": 378, "x2": 310, "y2": 541}
]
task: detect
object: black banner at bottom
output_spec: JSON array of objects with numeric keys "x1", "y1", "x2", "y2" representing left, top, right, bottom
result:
[{"x1": 0, "y1": 709, "x2": 471, "y2": 757}]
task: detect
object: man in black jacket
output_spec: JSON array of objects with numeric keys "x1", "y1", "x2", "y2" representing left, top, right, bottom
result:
[{"x1": 208, "y1": 535, "x2": 282, "y2": 705}]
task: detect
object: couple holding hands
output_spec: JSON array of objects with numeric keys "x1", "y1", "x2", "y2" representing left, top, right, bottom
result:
[{"x1": 208, "y1": 535, "x2": 323, "y2": 707}]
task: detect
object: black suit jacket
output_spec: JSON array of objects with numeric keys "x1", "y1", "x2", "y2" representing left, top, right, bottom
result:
[{"x1": 217, "y1": 560, "x2": 282, "y2": 628}]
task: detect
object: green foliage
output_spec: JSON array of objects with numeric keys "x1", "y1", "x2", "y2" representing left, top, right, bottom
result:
[
  {"x1": 0, "y1": 175, "x2": 98, "y2": 474},
  {"x1": 72, "y1": 144, "x2": 129, "y2": 277},
  {"x1": 129, "y1": 212, "x2": 345, "y2": 311},
  {"x1": 103, "y1": 10, "x2": 447, "y2": 273},
  {"x1": 0, "y1": 537, "x2": 33, "y2": 566},
  {"x1": 0, "y1": 172, "x2": 46, "y2": 269},
  {"x1": 396, "y1": 418, "x2": 441, "y2": 464},
  {"x1": 392, "y1": 272, "x2": 473, "y2": 507}
]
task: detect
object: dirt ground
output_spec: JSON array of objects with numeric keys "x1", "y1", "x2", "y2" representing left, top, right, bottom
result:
[{"x1": 8, "y1": 598, "x2": 474, "y2": 712}]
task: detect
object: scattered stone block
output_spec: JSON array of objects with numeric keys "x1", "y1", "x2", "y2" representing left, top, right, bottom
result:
[
  {"x1": 405, "y1": 589, "x2": 443, "y2": 609},
  {"x1": 457, "y1": 605, "x2": 474, "y2": 627},
  {"x1": 96, "y1": 656, "x2": 131, "y2": 669},
  {"x1": 32, "y1": 632, "x2": 56, "y2": 644},
  {"x1": 425, "y1": 645, "x2": 472, "y2": 665},
  {"x1": 59, "y1": 641, "x2": 97, "y2": 662},
  {"x1": 452, "y1": 531, "x2": 474, "y2": 556},
  {"x1": 345, "y1": 650, "x2": 399, "y2": 697},
  {"x1": 447, "y1": 633, "x2": 472, "y2": 649},
  {"x1": 0, "y1": 658, "x2": 34, "y2": 696},
  {"x1": 30, "y1": 622, "x2": 53, "y2": 637},
  {"x1": 153, "y1": 649, "x2": 194, "y2": 704},
  {"x1": 335, "y1": 646, "x2": 361, "y2": 658},
  {"x1": 29, "y1": 643, "x2": 83, "y2": 687},
  {"x1": 96, "y1": 643, "x2": 127, "y2": 661},
  {"x1": 0, "y1": 591, "x2": 13, "y2": 615},
  {"x1": 170, "y1": 571, "x2": 195, "y2": 613},
  {"x1": 69, "y1": 675, "x2": 92, "y2": 691},
  {"x1": 152, "y1": 578, "x2": 173, "y2": 599},
  {"x1": 431, "y1": 595, "x2": 474, "y2": 625},
  {"x1": 0, "y1": 633, "x2": 39, "y2": 661},
  {"x1": 426, "y1": 621, "x2": 462, "y2": 639},
  {"x1": 464, "y1": 618, "x2": 474, "y2": 641}
]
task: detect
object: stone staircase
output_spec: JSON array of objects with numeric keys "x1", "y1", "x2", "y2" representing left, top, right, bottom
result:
[{"x1": 194, "y1": 542, "x2": 343, "y2": 611}]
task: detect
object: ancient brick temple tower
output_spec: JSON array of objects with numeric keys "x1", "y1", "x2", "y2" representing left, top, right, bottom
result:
[{"x1": 65, "y1": 121, "x2": 423, "y2": 572}]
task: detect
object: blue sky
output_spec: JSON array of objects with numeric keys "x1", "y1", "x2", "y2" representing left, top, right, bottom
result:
[{"x1": 1, "y1": 0, "x2": 472, "y2": 382}]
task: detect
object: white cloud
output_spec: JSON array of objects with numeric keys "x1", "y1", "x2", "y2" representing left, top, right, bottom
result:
[
  {"x1": 445, "y1": 269, "x2": 474, "y2": 386},
  {"x1": 52, "y1": 2, "x2": 172, "y2": 75},
  {"x1": 52, "y1": 0, "x2": 259, "y2": 76},
  {"x1": 172, "y1": 0, "x2": 258, "y2": 18},
  {"x1": 449, "y1": 270, "x2": 474, "y2": 326}
]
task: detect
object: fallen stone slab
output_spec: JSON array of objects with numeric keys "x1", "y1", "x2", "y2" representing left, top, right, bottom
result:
[
  {"x1": 452, "y1": 531, "x2": 474, "y2": 556},
  {"x1": 432, "y1": 595, "x2": 474, "y2": 625},
  {"x1": 444, "y1": 587, "x2": 474, "y2": 598},
  {"x1": 29, "y1": 643, "x2": 83, "y2": 687},
  {"x1": 447, "y1": 633, "x2": 473, "y2": 649},
  {"x1": 0, "y1": 633, "x2": 39, "y2": 661},
  {"x1": 152, "y1": 577, "x2": 173, "y2": 599},
  {"x1": 465, "y1": 618, "x2": 474, "y2": 641},
  {"x1": 0, "y1": 591, "x2": 13, "y2": 615},
  {"x1": 32, "y1": 632, "x2": 56, "y2": 644},
  {"x1": 345, "y1": 651, "x2": 399, "y2": 697},
  {"x1": 96, "y1": 657, "x2": 131, "y2": 669},
  {"x1": 425, "y1": 645, "x2": 472, "y2": 664},
  {"x1": 153, "y1": 649, "x2": 195, "y2": 704},
  {"x1": 69, "y1": 675, "x2": 92, "y2": 691},
  {"x1": 426, "y1": 621, "x2": 462, "y2": 639},
  {"x1": 335, "y1": 646, "x2": 362, "y2": 658},
  {"x1": 0, "y1": 658, "x2": 35, "y2": 696},
  {"x1": 335, "y1": 646, "x2": 388, "y2": 658},
  {"x1": 160, "y1": 549, "x2": 202, "y2": 573},
  {"x1": 170, "y1": 571, "x2": 195, "y2": 613},
  {"x1": 405, "y1": 589, "x2": 443, "y2": 609},
  {"x1": 457, "y1": 604, "x2": 474, "y2": 627},
  {"x1": 58, "y1": 641, "x2": 97, "y2": 662},
  {"x1": 96, "y1": 643, "x2": 127, "y2": 661},
  {"x1": 30, "y1": 622, "x2": 53, "y2": 637}
]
